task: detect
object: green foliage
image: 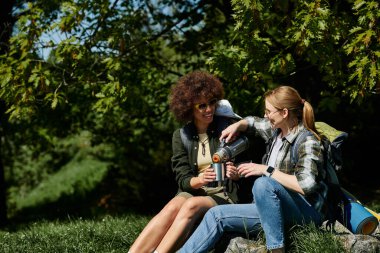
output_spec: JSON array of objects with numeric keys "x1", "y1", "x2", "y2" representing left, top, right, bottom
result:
[
  {"x1": 288, "y1": 223, "x2": 346, "y2": 253},
  {"x1": 208, "y1": 0, "x2": 380, "y2": 109},
  {"x1": 13, "y1": 155, "x2": 109, "y2": 212},
  {"x1": 1, "y1": 0, "x2": 380, "y2": 220},
  {"x1": 0, "y1": 214, "x2": 151, "y2": 252},
  {"x1": 0, "y1": 0, "x2": 236, "y2": 218},
  {"x1": 5, "y1": 130, "x2": 112, "y2": 217},
  {"x1": 343, "y1": 0, "x2": 380, "y2": 101}
]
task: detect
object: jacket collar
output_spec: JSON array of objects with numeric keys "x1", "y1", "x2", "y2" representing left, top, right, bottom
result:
[
  {"x1": 183, "y1": 116, "x2": 221, "y2": 140},
  {"x1": 274, "y1": 123, "x2": 306, "y2": 144}
]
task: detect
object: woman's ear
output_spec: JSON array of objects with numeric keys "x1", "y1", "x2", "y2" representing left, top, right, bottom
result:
[{"x1": 282, "y1": 108, "x2": 288, "y2": 118}]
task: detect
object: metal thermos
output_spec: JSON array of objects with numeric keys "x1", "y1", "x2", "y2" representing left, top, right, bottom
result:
[{"x1": 212, "y1": 135, "x2": 249, "y2": 163}]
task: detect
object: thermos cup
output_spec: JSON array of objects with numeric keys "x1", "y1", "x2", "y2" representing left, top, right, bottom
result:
[{"x1": 211, "y1": 163, "x2": 224, "y2": 182}]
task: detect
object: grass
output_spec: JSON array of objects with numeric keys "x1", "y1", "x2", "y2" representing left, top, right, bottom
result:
[
  {"x1": 0, "y1": 213, "x2": 355, "y2": 253},
  {"x1": 0, "y1": 214, "x2": 150, "y2": 253},
  {"x1": 287, "y1": 223, "x2": 346, "y2": 253}
]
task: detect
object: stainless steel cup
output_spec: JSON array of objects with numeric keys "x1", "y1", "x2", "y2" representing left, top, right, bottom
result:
[{"x1": 212, "y1": 163, "x2": 225, "y2": 182}]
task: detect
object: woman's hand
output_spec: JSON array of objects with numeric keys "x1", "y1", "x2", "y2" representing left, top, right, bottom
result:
[
  {"x1": 199, "y1": 166, "x2": 216, "y2": 185},
  {"x1": 237, "y1": 163, "x2": 305, "y2": 195},
  {"x1": 225, "y1": 161, "x2": 239, "y2": 181},
  {"x1": 220, "y1": 119, "x2": 248, "y2": 143},
  {"x1": 237, "y1": 162, "x2": 267, "y2": 178}
]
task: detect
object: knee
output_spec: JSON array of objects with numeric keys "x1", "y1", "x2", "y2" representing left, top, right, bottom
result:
[
  {"x1": 161, "y1": 199, "x2": 183, "y2": 217},
  {"x1": 180, "y1": 199, "x2": 204, "y2": 218},
  {"x1": 252, "y1": 176, "x2": 272, "y2": 196},
  {"x1": 203, "y1": 205, "x2": 224, "y2": 222}
]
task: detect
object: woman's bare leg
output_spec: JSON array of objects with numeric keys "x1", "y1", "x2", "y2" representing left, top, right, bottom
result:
[
  {"x1": 129, "y1": 195, "x2": 188, "y2": 253},
  {"x1": 156, "y1": 196, "x2": 217, "y2": 253}
]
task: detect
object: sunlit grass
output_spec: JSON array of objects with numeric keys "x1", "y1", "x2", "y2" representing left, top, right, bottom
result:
[
  {"x1": 287, "y1": 223, "x2": 346, "y2": 253},
  {"x1": 0, "y1": 214, "x2": 365, "y2": 253},
  {"x1": 0, "y1": 214, "x2": 150, "y2": 253}
]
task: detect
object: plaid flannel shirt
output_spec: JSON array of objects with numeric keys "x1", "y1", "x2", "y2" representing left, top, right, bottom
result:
[{"x1": 245, "y1": 116, "x2": 327, "y2": 216}]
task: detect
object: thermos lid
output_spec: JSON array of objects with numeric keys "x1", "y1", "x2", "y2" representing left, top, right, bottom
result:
[{"x1": 212, "y1": 154, "x2": 221, "y2": 163}]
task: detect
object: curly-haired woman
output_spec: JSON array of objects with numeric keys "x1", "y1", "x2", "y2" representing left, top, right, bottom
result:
[{"x1": 128, "y1": 71, "x2": 243, "y2": 253}]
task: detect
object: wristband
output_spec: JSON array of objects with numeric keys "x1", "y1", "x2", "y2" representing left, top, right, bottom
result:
[{"x1": 264, "y1": 166, "x2": 275, "y2": 177}]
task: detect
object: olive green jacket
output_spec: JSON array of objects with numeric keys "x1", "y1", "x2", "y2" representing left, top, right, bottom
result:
[{"x1": 171, "y1": 116, "x2": 239, "y2": 203}]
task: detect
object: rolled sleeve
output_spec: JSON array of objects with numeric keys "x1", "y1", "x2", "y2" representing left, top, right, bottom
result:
[{"x1": 294, "y1": 136, "x2": 323, "y2": 195}]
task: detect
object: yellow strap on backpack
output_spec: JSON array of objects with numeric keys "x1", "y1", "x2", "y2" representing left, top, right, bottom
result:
[{"x1": 365, "y1": 207, "x2": 380, "y2": 221}]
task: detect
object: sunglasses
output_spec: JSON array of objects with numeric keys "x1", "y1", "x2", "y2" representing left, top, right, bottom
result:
[{"x1": 194, "y1": 98, "x2": 218, "y2": 111}]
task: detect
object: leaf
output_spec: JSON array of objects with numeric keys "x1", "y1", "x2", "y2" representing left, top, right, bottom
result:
[
  {"x1": 51, "y1": 95, "x2": 58, "y2": 109},
  {"x1": 369, "y1": 62, "x2": 377, "y2": 78},
  {"x1": 353, "y1": 0, "x2": 366, "y2": 10},
  {"x1": 349, "y1": 26, "x2": 363, "y2": 34}
]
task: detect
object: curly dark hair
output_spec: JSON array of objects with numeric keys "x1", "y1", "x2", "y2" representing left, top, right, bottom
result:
[{"x1": 169, "y1": 70, "x2": 224, "y2": 122}]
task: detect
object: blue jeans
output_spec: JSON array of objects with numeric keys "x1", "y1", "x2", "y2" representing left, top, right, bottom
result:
[{"x1": 180, "y1": 176, "x2": 322, "y2": 253}]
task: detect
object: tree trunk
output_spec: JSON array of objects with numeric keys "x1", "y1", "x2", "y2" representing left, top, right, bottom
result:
[
  {"x1": 0, "y1": 0, "x2": 16, "y2": 226},
  {"x1": 0, "y1": 101, "x2": 7, "y2": 226}
]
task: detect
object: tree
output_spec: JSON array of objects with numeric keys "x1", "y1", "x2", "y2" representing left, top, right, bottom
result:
[
  {"x1": 207, "y1": 0, "x2": 379, "y2": 104},
  {"x1": 206, "y1": 0, "x2": 380, "y2": 196},
  {"x1": 0, "y1": 0, "x2": 17, "y2": 225},
  {"x1": 0, "y1": 0, "x2": 379, "y2": 220},
  {"x1": 0, "y1": 0, "x2": 236, "y2": 218}
]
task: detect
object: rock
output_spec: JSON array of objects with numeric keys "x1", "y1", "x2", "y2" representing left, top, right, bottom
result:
[
  {"x1": 340, "y1": 234, "x2": 380, "y2": 253},
  {"x1": 324, "y1": 221, "x2": 380, "y2": 252},
  {"x1": 211, "y1": 233, "x2": 265, "y2": 253},
  {"x1": 221, "y1": 223, "x2": 380, "y2": 253},
  {"x1": 224, "y1": 237, "x2": 266, "y2": 253}
]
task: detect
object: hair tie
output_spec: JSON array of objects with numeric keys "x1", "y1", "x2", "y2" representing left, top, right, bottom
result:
[{"x1": 301, "y1": 99, "x2": 305, "y2": 105}]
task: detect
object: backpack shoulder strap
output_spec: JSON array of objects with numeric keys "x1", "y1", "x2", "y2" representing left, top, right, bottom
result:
[{"x1": 290, "y1": 130, "x2": 313, "y2": 166}]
